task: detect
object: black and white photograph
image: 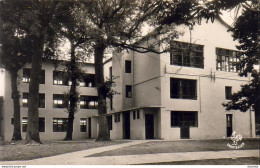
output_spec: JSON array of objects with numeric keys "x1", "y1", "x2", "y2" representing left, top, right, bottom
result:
[{"x1": 0, "y1": 0, "x2": 259, "y2": 167}]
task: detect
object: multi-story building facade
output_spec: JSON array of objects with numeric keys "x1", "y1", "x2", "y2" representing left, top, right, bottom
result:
[
  {"x1": 2, "y1": 60, "x2": 99, "y2": 141},
  {"x1": 104, "y1": 18, "x2": 256, "y2": 140},
  {"x1": 1, "y1": 18, "x2": 256, "y2": 141}
]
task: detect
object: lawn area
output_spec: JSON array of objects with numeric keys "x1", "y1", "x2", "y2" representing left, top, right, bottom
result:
[
  {"x1": 89, "y1": 138, "x2": 260, "y2": 157},
  {"x1": 143, "y1": 157, "x2": 260, "y2": 165},
  {"x1": 0, "y1": 139, "x2": 125, "y2": 161}
]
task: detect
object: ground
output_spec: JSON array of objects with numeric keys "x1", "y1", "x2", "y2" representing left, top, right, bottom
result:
[
  {"x1": 143, "y1": 157, "x2": 260, "y2": 165},
  {"x1": 89, "y1": 138, "x2": 260, "y2": 157},
  {"x1": 0, "y1": 139, "x2": 125, "y2": 161},
  {"x1": 0, "y1": 138, "x2": 259, "y2": 165}
]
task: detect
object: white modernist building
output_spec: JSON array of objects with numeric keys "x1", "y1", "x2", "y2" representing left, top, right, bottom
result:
[{"x1": 104, "y1": 18, "x2": 256, "y2": 140}]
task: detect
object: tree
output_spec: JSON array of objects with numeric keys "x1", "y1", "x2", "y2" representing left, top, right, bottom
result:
[
  {"x1": 54, "y1": 2, "x2": 91, "y2": 140},
  {"x1": 1, "y1": 0, "x2": 60, "y2": 143},
  {"x1": 77, "y1": 0, "x2": 200, "y2": 140},
  {"x1": 0, "y1": 1, "x2": 33, "y2": 141}
]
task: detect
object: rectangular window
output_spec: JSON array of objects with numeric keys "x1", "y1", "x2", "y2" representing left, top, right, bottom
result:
[
  {"x1": 53, "y1": 71, "x2": 68, "y2": 85},
  {"x1": 216, "y1": 48, "x2": 241, "y2": 72},
  {"x1": 114, "y1": 113, "x2": 120, "y2": 122},
  {"x1": 170, "y1": 41, "x2": 204, "y2": 68},
  {"x1": 22, "y1": 117, "x2": 45, "y2": 132},
  {"x1": 108, "y1": 116, "x2": 112, "y2": 130},
  {"x1": 125, "y1": 60, "x2": 132, "y2": 73},
  {"x1": 23, "y1": 93, "x2": 45, "y2": 108},
  {"x1": 171, "y1": 111, "x2": 198, "y2": 127},
  {"x1": 23, "y1": 68, "x2": 45, "y2": 84},
  {"x1": 137, "y1": 110, "x2": 140, "y2": 119},
  {"x1": 109, "y1": 66, "x2": 112, "y2": 80},
  {"x1": 170, "y1": 78, "x2": 197, "y2": 99},
  {"x1": 126, "y1": 85, "x2": 132, "y2": 98},
  {"x1": 39, "y1": 118, "x2": 45, "y2": 132},
  {"x1": 133, "y1": 111, "x2": 136, "y2": 120},
  {"x1": 80, "y1": 96, "x2": 98, "y2": 109},
  {"x1": 80, "y1": 118, "x2": 87, "y2": 132},
  {"x1": 80, "y1": 74, "x2": 96, "y2": 87},
  {"x1": 225, "y1": 86, "x2": 232, "y2": 100},
  {"x1": 53, "y1": 118, "x2": 68, "y2": 132},
  {"x1": 53, "y1": 94, "x2": 67, "y2": 108},
  {"x1": 11, "y1": 118, "x2": 14, "y2": 125}
]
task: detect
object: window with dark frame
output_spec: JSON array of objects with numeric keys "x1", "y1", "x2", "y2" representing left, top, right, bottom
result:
[
  {"x1": 80, "y1": 96, "x2": 98, "y2": 109},
  {"x1": 22, "y1": 93, "x2": 45, "y2": 108},
  {"x1": 137, "y1": 110, "x2": 140, "y2": 119},
  {"x1": 23, "y1": 68, "x2": 45, "y2": 84},
  {"x1": 80, "y1": 74, "x2": 96, "y2": 87},
  {"x1": 170, "y1": 41, "x2": 204, "y2": 68},
  {"x1": 114, "y1": 113, "x2": 120, "y2": 122},
  {"x1": 109, "y1": 67, "x2": 113, "y2": 110},
  {"x1": 108, "y1": 115, "x2": 112, "y2": 130},
  {"x1": 170, "y1": 78, "x2": 197, "y2": 99},
  {"x1": 216, "y1": 48, "x2": 241, "y2": 72},
  {"x1": 80, "y1": 118, "x2": 87, "y2": 132},
  {"x1": 171, "y1": 111, "x2": 198, "y2": 127},
  {"x1": 53, "y1": 71, "x2": 68, "y2": 85},
  {"x1": 125, "y1": 60, "x2": 131, "y2": 73},
  {"x1": 225, "y1": 86, "x2": 232, "y2": 100},
  {"x1": 126, "y1": 85, "x2": 132, "y2": 98},
  {"x1": 22, "y1": 117, "x2": 45, "y2": 132},
  {"x1": 133, "y1": 111, "x2": 136, "y2": 120},
  {"x1": 53, "y1": 118, "x2": 68, "y2": 132},
  {"x1": 53, "y1": 94, "x2": 67, "y2": 108}
]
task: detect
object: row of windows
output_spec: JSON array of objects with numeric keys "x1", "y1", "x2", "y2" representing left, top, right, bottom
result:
[
  {"x1": 170, "y1": 78, "x2": 232, "y2": 100},
  {"x1": 12, "y1": 118, "x2": 88, "y2": 132},
  {"x1": 171, "y1": 111, "x2": 198, "y2": 127},
  {"x1": 22, "y1": 69, "x2": 95, "y2": 87},
  {"x1": 170, "y1": 41, "x2": 242, "y2": 72},
  {"x1": 22, "y1": 93, "x2": 98, "y2": 109}
]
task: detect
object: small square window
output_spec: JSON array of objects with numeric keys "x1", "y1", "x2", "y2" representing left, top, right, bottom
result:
[
  {"x1": 126, "y1": 85, "x2": 132, "y2": 98},
  {"x1": 225, "y1": 86, "x2": 232, "y2": 100},
  {"x1": 125, "y1": 60, "x2": 131, "y2": 73}
]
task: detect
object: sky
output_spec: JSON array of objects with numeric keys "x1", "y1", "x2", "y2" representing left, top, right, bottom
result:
[{"x1": 0, "y1": 11, "x2": 237, "y2": 97}]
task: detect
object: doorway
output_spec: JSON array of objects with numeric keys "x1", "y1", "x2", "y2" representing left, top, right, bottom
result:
[
  {"x1": 180, "y1": 126, "x2": 190, "y2": 139},
  {"x1": 226, "y1": 114, "x2": 233, "y2": 137},
  {"x1": 123, "y1": 112, "x2": 130, "y2": 139},
  {"x1": 145, "y1": 114, "x2": 154, "y2": 139},
  {"x1": 88, "y1": 118, "x2": 91, "y2": 138}
]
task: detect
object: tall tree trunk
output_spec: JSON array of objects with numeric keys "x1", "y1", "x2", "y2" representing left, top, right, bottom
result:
[
  {"x1": 94, "y1": 44, "x2": 110, "y2": 141},
  {"x1": 26, "y1": 36, "x2": 44, "y2": 143},
  {"x1": 64, "y1": 44, "x2": 78, "y2": 141},
  {"x1": 11, "y1": 69, "x2": 22, "y2": 141}
]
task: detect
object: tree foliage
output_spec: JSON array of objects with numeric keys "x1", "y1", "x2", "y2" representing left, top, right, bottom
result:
[{"x1": 196, "y1": 0, "x2": 259, "y2": 114}]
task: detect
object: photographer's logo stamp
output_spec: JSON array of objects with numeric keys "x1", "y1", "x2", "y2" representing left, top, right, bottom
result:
[{"x1": 227, "y1": 131, "x2": 245, "y2": 149}]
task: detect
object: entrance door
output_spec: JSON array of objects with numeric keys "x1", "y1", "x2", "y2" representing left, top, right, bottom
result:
[
  {"x1": 226, "y1": 114, "x2": 233, "y2": 137},
  {"x1": 88, "y1": 118, "x2": 91, "y2": 138},
  {"x1": 180, "y1": 126, "x2": 190, "y2": 139},
  {"x1": 123, "y1": 112, "x2": 130, "y2": 139},
  {"x1": 145, "y1": 114, "x2": 154, "y2": 139}
]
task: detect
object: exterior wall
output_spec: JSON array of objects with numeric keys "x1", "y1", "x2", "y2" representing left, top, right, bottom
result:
[
  {"x1": 109, "y1": 18, "x2": 254, "y2": 140},
  {"x1": 133, "y1": 51, "x2": 161, "y2": 107},
  {"x1": 0, "y1": 97, "x2": 3, "y2": 140},
  {"x1": 159, "y1": 19, "x2": 253, "y2": 140},
  {"x1": 109, "y1": 113, "x2": 123, "y2": 139},
  {"x1": 3, "y1": 61, "x2": 98, "y2": 141},
  {"x1": 129, "y1": 110, "x2": 145, "y2": 139}
]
